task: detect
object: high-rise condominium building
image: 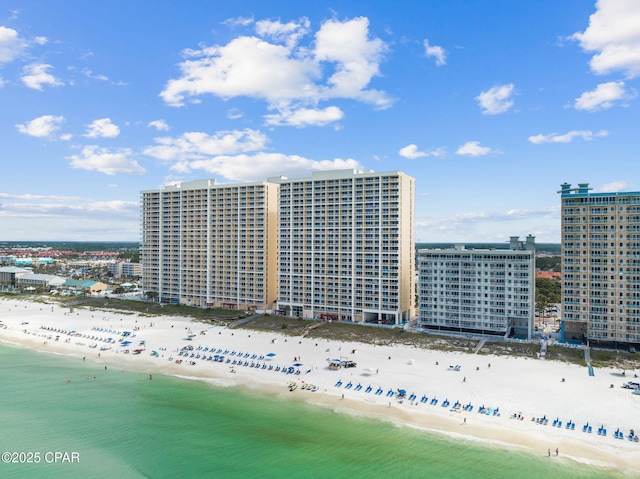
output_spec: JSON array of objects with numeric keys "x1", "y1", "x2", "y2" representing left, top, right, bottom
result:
[
  {"x1": 559, "y1": 182, "x2": 640, "y2": 346},
  {"x1": 417, "y1": 236, "x2": 536, "y2": 339},
  {"x1": 271, "y1": 169, "x2": 415, "y2": 325},
  {"x1": 140, "y1": 179, "x2": 278, "y2": 310}
]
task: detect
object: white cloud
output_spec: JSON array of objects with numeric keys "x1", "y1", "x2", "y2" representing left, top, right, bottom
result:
[
  {"x1": 423, "y1": 39, "x2": 446, "y2": 66},
  {"x1": 160, "y1": 16, "x2": 390, "y2": 126},
  {"x1": 255, "y1": 17, "x2": 310, "y2": 48},
  {"x1": 148, "y1": 119, "x2": 169, "y2": 131},
  {"x1": 528, "y1": 130, "x2": 609, "y2": 144},
  {"x1": 33, "y1": 36, "x2": 48, "y2": 45},
  {"x1": 0, "y1": 193, "x2": 138, "y2": 217},
  {"x1": 398, "y1": 144, "x2": 446, "y2": 159},
  {"x1": 417, "y1": 206, "x2": 559, "y2": 227},
  {"x1": 16, "y1": 115, "x2": 65, "y2": 138},
  {"x1": 0, "y1": 26, "x2": 27, "y2": 63},
  {"x1": 456, "y1": 141, "x2": 493, "y2": 156},
  {"x1": 399, "y1": 144, "x2": 427, "y2": 159},
  {"x1": 572, "y1": 0, "x2": 640, "y2": 78},
  {"x1": 0, "y1": 192, "x2": 140, "y2": 241},
  {"x1": 67, "y1": 145, "x2": 146, "y2": 175},
  {"x1": 222, "y1": 16, "x2": 254, "y2": 28},
  {"x1": 415, "y1": 206, "x2": 559, "y2": 242},
  {"x1": 161, "y1": 36, "x2": 319, "y2": 106},
  {"x1": 476, "y1": 84, "x2": 515, "y2": 115},
  {"x1": 314, "y1": 17, "x2": 390, "y2": 108},
  {"x1": 82, "y1": 68, "x2": 109, "y2": 82},
  {"x1": 597, "y1": 181, "x2": 629, "y2": 192},
  {"x1": 84, "y1": 118, "x2": 120, "y2": 138},
  {"x1": 171, "y1": 152, "x2": 363, "y2": 182},
  {"x1": 21, "y1": 63, "x2": 63, "y2": 90},
  {"x1": 227, "y1": 108, "x2": 243, "y2": 120},
  {"x1": 264, "y1": 106, "x2": 344, "y2": 127},
  {"x1": 143, "y1": 128, "x2": 268, "y2": 162},
  {"x1": 574, "y1": 81, "x2": 636, "y2": 111}
]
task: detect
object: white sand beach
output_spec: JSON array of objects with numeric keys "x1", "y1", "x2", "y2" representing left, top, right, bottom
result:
[{"x1": 1, "y1": 298, "x2": 639, "y2": 473}]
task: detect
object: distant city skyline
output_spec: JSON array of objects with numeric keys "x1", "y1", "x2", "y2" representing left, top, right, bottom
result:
[{"x1": 1, "y1": 1, "x2": 639, "y2": 242}]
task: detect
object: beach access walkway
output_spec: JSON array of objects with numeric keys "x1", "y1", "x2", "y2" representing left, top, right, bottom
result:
[
  {"x1": 584, "y1": 346, "x2": 595, "y2": 376},
  {"x1": 227, "y1": 313, "x2": 264, "y2": 329},
  {"x1": 540, "y1": 339, "x2": 548, "y2": 360},
  {"x1": 473, "y1": 339, "x2": 487, "y2": 354}
]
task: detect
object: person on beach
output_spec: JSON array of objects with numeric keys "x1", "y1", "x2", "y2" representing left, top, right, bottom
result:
[
  {"x1": 555, "y1": 448, "x2": 558, "y2": 456},
  {"x1": 547, "y1": 449, "x2": 550, "y2": 457}
]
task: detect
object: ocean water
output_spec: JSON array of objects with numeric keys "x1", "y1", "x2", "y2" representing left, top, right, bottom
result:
[{"x1": 0, "y1": 344, "x2": 633, "y2": 479}]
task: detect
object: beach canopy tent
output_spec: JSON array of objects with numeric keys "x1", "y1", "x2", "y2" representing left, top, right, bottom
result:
[{"x1": 328, "y1": 359, "x2": 343, "y2": 370}]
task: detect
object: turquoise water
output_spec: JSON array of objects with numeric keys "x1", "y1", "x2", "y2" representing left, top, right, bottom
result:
[{"x1": 0, "y1": 344, "x2": 633, "y2": 479}]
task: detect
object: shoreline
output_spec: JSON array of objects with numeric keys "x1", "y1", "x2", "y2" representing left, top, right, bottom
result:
[{"x1": 1, "y1": 298, "x2": 639, "y2": 474}]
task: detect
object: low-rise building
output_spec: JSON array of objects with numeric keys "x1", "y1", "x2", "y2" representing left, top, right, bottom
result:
[
  {"x1": 109, "y1": 261, "x2": 141, "y2": 278},
  {"x1": 16, "y1": 273, "x2": 66, "y2": 290},
  {"x1": 0, "y1": 266, "x2": 32, "y2": 286},
  {"x1": 62, "y1": 279, "x2": 108, "y2": 294}
]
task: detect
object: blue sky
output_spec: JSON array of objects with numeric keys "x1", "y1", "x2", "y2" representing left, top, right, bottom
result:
[{"x1": 1, "y1": 0, "x2": 639, "y2": 243}]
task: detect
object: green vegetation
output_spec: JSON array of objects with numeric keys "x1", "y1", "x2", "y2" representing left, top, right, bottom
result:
[
  {"x1": 535, "y1": 277, "x2": 561, "y2": 310},
  {"x1": 545, "y1": 345, "x2": 586, "y2": 365},
  {"x1": 42, "y1": 296, "x2": 249, "y2": 324},
  {"x1": 536, "y1": 256, "x2": 561, "y2": 272},
  {"x1": 118, "y1": 250, "x2": 140, "y2": 262}
]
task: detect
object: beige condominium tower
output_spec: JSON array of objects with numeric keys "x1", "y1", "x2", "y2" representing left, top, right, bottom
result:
[
  {"x1": 140, "y1": 179, "x2": 278, "y2": 311},
  {"x1": 271, "y1": 169, "x2": 415, "y2": 325},
  {"x1": 559, "y1": 182, "x2": 640, "y2": 347}
]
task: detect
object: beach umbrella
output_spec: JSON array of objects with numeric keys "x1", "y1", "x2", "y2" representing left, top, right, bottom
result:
[
  {"x1": 266, "y1": 353, "x2": 276, "y2": 357},
  {"x1": 398, "y1": 389, "x2": 407, "y2": 395},
  {"x1": 293, "y1": 362, "x2": 303, "y2": 367}
]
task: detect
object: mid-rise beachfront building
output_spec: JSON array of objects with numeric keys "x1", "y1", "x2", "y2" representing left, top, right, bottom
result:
[
  {"x1": 558, "y1": 183, "x2": 640, "y2": 346},
  {"x1": 270, "y1": 170, "x2": 415, "y2": 325},
  {"x1": 140, "y1": 179, "x2": 278, "y2": 311},
  {"x1": 417, "y1": 236, "x2": 536, "y2": 339},
  {"x1": 108, "y1": 260, "x2": 141, "y2": 278}
]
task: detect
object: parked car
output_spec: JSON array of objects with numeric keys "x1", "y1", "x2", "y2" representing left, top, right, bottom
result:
[
  {"x1": 343, "y1": 360, "x2": 357, "y2": 368},
  {"x1": 623, "y1": 381, "x2": 640, "y2": 389}
]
